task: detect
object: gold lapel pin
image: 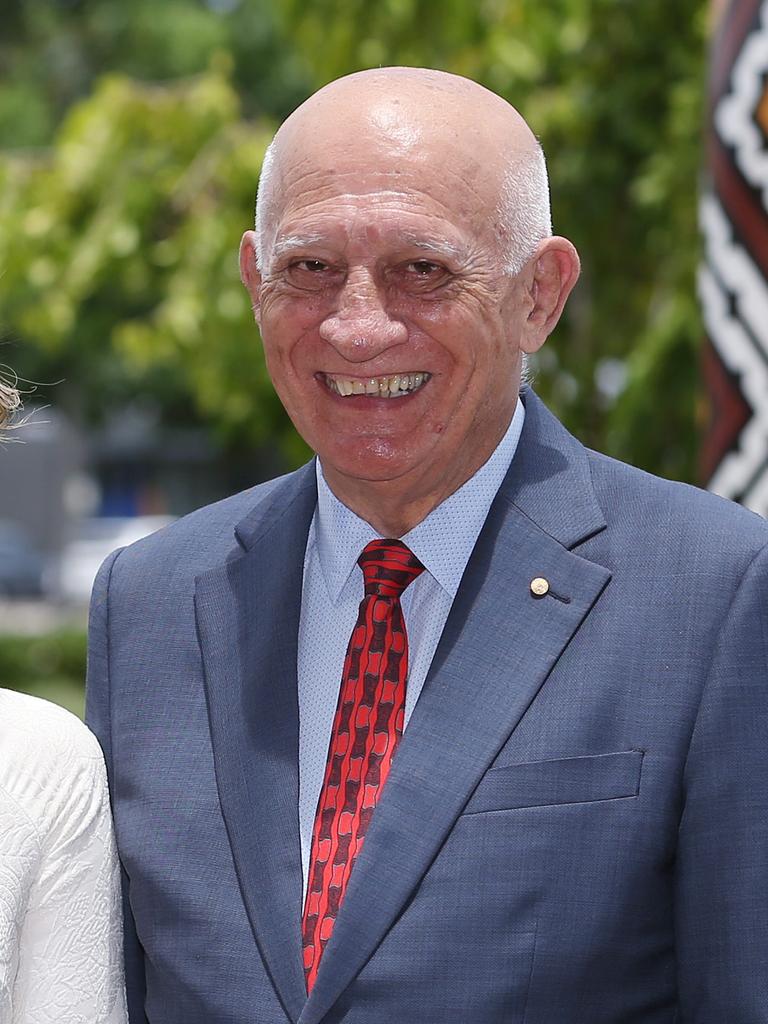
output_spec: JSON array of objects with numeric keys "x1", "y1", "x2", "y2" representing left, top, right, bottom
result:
[{"x1": 530, "y1": 577, "x2": 550, "y2": 597}]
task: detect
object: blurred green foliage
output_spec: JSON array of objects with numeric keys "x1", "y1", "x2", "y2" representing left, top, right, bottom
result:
[
  {"x1": 0, "y1": 631, "x2": 87, "y2": 717},
  {"x1": 0, "y1": 67, "x2": 305, "y2": 456},
  {"x1": 0, "y1": 0, "x2": 708, "y2": 479},
  {"x1": 0, "y1": 0, "x2": 310, "y2": 146}
]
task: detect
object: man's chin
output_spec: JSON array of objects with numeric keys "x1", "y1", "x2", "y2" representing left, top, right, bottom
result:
[{"x1": 317, "y1": 445, "x2": 426, "y2": 487}]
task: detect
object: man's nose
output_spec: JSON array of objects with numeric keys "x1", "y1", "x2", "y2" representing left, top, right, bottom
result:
[{"x1": 318, "y1": 269, "x2": 407, "y2": 360}]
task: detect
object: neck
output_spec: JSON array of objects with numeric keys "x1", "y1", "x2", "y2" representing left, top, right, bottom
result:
[{"x1": 326, "y1": 485, "x2": 444, "y2": 538}]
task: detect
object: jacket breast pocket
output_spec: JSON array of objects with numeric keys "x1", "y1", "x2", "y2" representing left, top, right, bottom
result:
[{"x1": 461, "y1": 749, "x2": 644, "y2": 815}]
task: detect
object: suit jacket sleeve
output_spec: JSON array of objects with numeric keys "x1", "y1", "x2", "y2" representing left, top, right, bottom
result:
[
  {"x1": 675, "y1": 539, "x2": 768, "y2": 1019},
  {"x1": 86, "y1": 548, "x2": 150, "y2": 1024}
]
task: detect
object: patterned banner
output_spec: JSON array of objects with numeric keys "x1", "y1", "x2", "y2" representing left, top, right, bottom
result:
[{"x1": 700, "y1": 0, "x2": 768, "y2": 514}]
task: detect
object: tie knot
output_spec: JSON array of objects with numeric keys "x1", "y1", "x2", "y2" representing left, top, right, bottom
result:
[{"x1": 358, "y1": 539, "x2": 424, "y2": 598}]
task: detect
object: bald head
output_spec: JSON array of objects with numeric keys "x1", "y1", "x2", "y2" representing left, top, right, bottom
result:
[{"x1": 255, "y1": 67, "x2": 551, "y2": 275}]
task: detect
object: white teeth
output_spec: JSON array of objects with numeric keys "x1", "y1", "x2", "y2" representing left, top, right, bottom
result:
[{"x1": 325, "y1": 372, "x2": 430, "y2": 398}]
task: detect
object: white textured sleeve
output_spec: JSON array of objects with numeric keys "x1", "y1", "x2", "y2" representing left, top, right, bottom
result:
[{"x1": 11, "y1": 725, "x2": 128, "y2": 1024}]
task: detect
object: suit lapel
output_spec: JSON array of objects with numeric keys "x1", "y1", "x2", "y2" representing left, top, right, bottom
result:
[
  {"x1": 300, "y1": 392, "x2": 613, "y2": 1024},
  {"x1": 195, "y1": 464, "x2": 317, "y2": 1024}
]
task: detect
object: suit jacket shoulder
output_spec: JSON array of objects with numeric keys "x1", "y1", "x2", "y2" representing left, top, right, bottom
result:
[
  {"x1": 584, "y1": 444, "x2": 768, "y2": 582},
  {"x1": 511, "y1": 389, "x2": 768, "y2": 580}
]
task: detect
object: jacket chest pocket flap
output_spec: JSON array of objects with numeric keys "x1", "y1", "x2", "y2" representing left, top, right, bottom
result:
[{"x1": 462, "y1": 749, "x2": 644, "y2": 815}]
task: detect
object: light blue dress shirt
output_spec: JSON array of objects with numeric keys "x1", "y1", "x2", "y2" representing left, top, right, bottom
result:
[{"x1": 297, "y1": 399, "x2": 525, "y2": 893}]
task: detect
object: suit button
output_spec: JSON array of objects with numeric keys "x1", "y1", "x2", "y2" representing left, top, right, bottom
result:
[{"x1": 530, "y1": 576, "x2": 549, "y2": 597}]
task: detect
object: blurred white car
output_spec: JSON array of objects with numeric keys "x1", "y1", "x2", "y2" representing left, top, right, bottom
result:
[{"x1": 51, "y1": 515, "x2": 175, "y2": 604}]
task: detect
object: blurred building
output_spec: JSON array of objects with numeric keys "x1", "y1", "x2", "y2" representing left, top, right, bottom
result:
[
  {"x1": 0, "y1": 407, "x2": 85, "y2": 557},
  {"x1": 0, "y1": 404, "x2": 279, "y2": 601}
]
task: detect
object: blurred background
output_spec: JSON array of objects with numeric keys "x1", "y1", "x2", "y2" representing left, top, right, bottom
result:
[{"x1": 0, "y1": 0, "x2": 736, "y2": 714}]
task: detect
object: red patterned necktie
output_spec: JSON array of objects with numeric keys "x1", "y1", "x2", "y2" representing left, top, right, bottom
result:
[{"x1": 301, "y1": 538, "x2": 425, "y2": 992}]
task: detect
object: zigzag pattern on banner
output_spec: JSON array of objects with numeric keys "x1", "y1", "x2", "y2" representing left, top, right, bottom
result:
[
  {"x1": 715, "y1": 3, "x2": 768, "y2": 201},
  {"x1": 699, "y1": 195, "x2": 768, "y2": 509},
  {"x1": 701, "y1": 0, "x2": 768, "y2": 514}
]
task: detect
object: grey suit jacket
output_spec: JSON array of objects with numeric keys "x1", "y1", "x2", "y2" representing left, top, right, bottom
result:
[{"x1": 86, "y1": 391, "x2": 768, "y2": 1023}]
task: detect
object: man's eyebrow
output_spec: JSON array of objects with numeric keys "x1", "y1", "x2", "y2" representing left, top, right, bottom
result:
[
  {"x1": 270, "y1": 232, "x2": 469, "y2": 263},
  {"x1": 398, "y1": 234, "x2": 468, "y2": 261},
  {"x1": 271, "y1": 234, "x2": 328, "y2": 260}
]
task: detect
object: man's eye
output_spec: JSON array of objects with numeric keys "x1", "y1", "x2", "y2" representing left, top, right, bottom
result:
[
  {"x1": 397, "y1": 260, "x2": 450, "y2": 291},
  {"x1": 408, "y1": 260, "x2": 440, "y2": 276},
  {"x1": 294, "y1": 259, "x2": 328, "y2": 273},
  {"x1": 283, "y1": 259, "x2": 338, "y2": 290}
]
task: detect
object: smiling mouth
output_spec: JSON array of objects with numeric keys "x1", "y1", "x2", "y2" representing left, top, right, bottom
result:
[{"x1": 322, "y1": 372, "x2": 431, "y2": 398}]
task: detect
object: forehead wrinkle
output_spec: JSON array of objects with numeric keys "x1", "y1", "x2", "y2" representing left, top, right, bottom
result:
[
  {"x1": 275, "y1": 157, "x2": 496, "y2": 229},
  {"x1": 281, "y1": 181, "x2": 427, "y2": 209},
  {"x1": 275, "y1": 194, "x2": 476, "y2": 240}
]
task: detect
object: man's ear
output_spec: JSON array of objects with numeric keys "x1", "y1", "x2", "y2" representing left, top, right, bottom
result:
[
  {"x1": 239, "y1": 230, "x2": 263, "y2": 321},
  {"x1": 521, "y1": 236, "x2": 581, "y2": 354}
]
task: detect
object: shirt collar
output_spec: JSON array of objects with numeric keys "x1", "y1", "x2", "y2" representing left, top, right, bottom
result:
[{"x1": 314, "y1": 398, "x2": 525, "y2": 602}]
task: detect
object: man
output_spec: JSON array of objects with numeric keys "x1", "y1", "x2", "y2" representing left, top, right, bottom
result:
[{"x1": 87, "y1": 68, "x2": 768, "y2": 1023}]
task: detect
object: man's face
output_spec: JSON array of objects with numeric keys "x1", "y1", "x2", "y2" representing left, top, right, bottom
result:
[{"x1": 247, "y1": 139, "x2": 534, "y2": 503}]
